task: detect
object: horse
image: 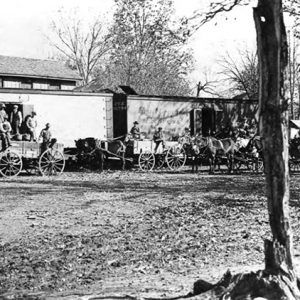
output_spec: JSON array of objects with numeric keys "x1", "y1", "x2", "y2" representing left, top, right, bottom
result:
[
  {"x1": 75, "y1": 136, "x2": 127, "y2": 172},
  {"x1": 202, "y1": 136, "x2": 237, "y2": 174},
  {"x1": 75, "y1": 137, "x2": 105, "y2": 171}
]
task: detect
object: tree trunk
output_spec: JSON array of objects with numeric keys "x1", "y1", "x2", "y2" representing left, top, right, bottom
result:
[
  {"x1": 253, "y1": 0, "x2": 295, "y2": 274},
  {"x1": 192, "y1": 1, "x2": 300, "y2": 298}
]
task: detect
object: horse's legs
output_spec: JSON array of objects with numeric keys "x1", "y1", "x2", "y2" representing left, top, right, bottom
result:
[
  {"x1": 99, "y1": 150, "x2": 104, "y2": 172},
  {"x1": 121, "y1": 152, "x2": 125, "y2": 170},
  {"x1": 209, "y1": 155, "x2": 215, "y2": 174},
  {"x1": 192, "y1": 156, "x2": 195, "y2": 173}
]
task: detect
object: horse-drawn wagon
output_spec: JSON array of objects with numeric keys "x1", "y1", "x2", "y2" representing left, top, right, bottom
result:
[
  {"x1": 128, "y1": 139, "x2": 187, "y2": 171},
  {"x1": 74, "y1": 136, "x2": 187, "y2": 172},
  {"x1": 0, "y1": 141, "x2": 65, "y2": 177}
]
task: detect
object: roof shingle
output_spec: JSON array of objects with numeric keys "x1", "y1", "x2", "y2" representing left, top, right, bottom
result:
[{"x1": 0, "y1": 55, "x2": 82, "y2": 81}]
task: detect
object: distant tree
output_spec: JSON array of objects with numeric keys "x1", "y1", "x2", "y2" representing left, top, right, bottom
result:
[
  {"x1": 218, "y1": 48, "x2": 259, "y2": 99},
  {"x1": 49, "y1": 11, "x2": 111, "y2": 85},
  {"x1": 93, "y1": 0, "x2": 194, "y2": 96}
]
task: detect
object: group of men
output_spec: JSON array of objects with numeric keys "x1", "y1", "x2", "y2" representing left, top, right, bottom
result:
[
  {"x1": 0, "y1": 104, "x2": 52, "y2": 151},
  {"x1": 130, "y1": 121, "x2": 165, "y2": 152}
]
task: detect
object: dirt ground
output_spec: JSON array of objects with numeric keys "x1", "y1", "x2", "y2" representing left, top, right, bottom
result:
[{"x1": 1, "y1": 170, "x2": 300, "y2": 299}]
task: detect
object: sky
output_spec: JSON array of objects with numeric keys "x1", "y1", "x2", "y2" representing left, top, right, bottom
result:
[{"x1": 0, "y1": 0, "x2": 258, "y2": 90}]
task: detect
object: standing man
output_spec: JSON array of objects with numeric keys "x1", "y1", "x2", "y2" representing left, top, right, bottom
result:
[
  {"x1": 153, "y1": 127, "x2": 165, "y2": 153},
  {"x1": 26, "y1": 111, "x2": 37, "y2": 141},
  {"x1": 10, "y1": 105, "x2": 22, "y2": 135},
  {"x1": 0, "y1": 116, "x2": 12, "y2": 151},
  {"x1": 130, "y1": 121, "x2": 140, "y2": 139},
  {"x1": 39, "y1": 123, "x2": 52, "y2": 153},
  {"x1": 0, "y1": 104, "x2": 8, "y2": 123}
]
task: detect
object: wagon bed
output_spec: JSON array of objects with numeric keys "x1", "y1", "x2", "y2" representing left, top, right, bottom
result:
[
  {"x1": 0, "y1": 141, "x2": 65, "y2": 177},
  {"x1": 129, "y1": 139, "x2": 187, "y2": 171}
]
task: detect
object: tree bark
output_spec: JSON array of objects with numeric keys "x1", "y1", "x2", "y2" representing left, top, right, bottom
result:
[{"x1": 253, "y1": 0, "x2": 295, "y2": 275}]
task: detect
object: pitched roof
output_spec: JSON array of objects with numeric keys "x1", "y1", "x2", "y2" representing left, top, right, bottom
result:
[{"x1": 0, "y1": 55, "x2": 82, "y2": 81}]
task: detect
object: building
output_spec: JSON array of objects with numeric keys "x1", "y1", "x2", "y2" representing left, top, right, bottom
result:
[
  {"x1": 0, "y1": 55, "x2": 81, "y2": 91},
  {"x1": 113, "y1": 93, "x2": 259, "y2": 139},
  {"x1": 0, "y1": 89, "x2": 113, "y2": 147}
]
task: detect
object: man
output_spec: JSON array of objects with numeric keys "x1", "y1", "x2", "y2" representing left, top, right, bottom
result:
[
  {"x1": 0, "y1": 116, "x2": 12, "y2": 151},
  {"x1": 0, "y1": 104, "x2": 8, "y2": 123},
  {"x1": 153, "y1": 127, "x2": 165, "y2": 153},
  {"x1": 182, "y1": 127, "x2": 192, "y2": 143},
  {"x1": 39, "y1": 123, "x2": 52, "y2": 153},
  {"x1": 130, "y1": 121, "x2": 140, "y2": 139},
  {"x1": 26, "y1": 111, "x2": 37, "y2": 141},
  {"x1": 10, "y1": 105, "x2": 22, "y2": 135}
]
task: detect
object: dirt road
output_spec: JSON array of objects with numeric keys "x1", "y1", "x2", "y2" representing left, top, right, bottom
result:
[{"x1": 1, "y1": 171, "x2": 300, "y2": 299}]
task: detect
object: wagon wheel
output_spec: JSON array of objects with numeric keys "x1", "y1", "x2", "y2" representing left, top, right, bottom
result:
[
  {"x1": 39, "y1": 148, "x2": 65, "y2": 176},
  {"x1": 138, "y1": 151, "x2": 155, "y2": 171},
  {"x1": 257, "y1": 158, "x2": 264, "y2": 173},
  {"x1": 166, "y1": 146, "x2": 187, "y2": 171},
  {"x1": 289, "y1": 160, "x2": 300, "y2": 172},
  {"x1": 0, "y1": 150, "x2": 23, "y2": 177}
]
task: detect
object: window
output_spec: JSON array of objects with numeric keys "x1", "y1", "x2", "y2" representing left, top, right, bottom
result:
[
  {"x1": 61, "y1": 84, "x2": 75, "y2": 90},
  {"x1": 33, "y1": 82, "x2": 48, "y2": 89},
  {"x1": 3, "y1": 80, "x2": 21, "y2": 88}
]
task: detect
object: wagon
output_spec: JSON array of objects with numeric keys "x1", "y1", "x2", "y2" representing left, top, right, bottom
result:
[
  {"x1": 0, "y1": 141, "x2": 65, "y2": 177},
  {"x1": 130, "y1": 139, "x2": 187, "y2": 171}
]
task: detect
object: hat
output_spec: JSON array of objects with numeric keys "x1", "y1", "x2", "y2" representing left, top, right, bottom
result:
[
  {"x1": 0, "y1": 104, "x2": 6, "y2": 108},
  {"x1": 13, "y1": 105, "x2": 18, "y2": 108},
  {"x1": 134, "y1": 121, "x2": 139, "y2": 125}
]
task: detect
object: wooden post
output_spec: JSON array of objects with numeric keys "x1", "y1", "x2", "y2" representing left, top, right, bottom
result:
[{"x1": 253, "y1": 0, "x2": 294, "y2": 274}]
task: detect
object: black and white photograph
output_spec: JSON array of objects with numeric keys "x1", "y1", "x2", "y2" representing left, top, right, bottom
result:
[{"x1": 0, "y1": 0, "x2": 300, "y2": 299}]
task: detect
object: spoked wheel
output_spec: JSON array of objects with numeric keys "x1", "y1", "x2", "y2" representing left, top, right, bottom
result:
[
  {"x1": 138, "y1": 151, "x2": 155, "y2": 171},
  {"x1": 39, "y1": 148, "x2": 65, "y2": 176},
  {"x1": 289, "y1": 160, "x2": 300, "y2": 172},
  {"x1": 0, "y1": 150, "x2": 23, "y2": 177},
  {"x1": 252, "y1": 158, "x2": 264, "y2": 173},
  {"x1": 166, "y1": 146, "x2": 187, "y2": 171}
]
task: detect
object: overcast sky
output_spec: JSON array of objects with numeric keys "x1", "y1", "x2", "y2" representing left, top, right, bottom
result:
[{"x1": 0, "y1": 0, "x2": 258, "y2": 89}]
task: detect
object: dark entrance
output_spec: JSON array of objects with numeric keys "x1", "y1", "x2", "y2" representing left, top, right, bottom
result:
[
  {"x1": 190, "y1": 109, "x2": 202, "y2": 136},
  {"x1": 202, "y1": 108, "x2": 216, "y2": 136},
  {"x1": 113, "y1": 94, "x2": 128, "y2": 138}
]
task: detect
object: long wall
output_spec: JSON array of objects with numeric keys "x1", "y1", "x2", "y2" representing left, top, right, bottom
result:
[
  {"x1": 124, "y1": 95, "x2": 258, "y2": 139},
  {"x1": 0, "y1": 89, "x2": 113, "y2": 147}
]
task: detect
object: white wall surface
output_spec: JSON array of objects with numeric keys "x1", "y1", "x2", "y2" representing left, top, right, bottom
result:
[{"x1": 0, "y1": 92, "x2": 111, "y2": 147}]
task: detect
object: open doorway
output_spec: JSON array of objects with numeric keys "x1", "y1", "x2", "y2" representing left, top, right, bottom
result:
[{"x1": 202, "y1": 108, "x2": 216, "y2": 136}]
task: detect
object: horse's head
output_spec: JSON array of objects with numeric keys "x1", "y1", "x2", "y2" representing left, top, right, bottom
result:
[{"x1": 123, "y1": 133, "x2": 132, "y2": 143}]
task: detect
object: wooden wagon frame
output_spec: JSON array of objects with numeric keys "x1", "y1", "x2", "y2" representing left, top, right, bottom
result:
[{"x1": 0, "y1": 141, "x2": 65, "y2": 177}]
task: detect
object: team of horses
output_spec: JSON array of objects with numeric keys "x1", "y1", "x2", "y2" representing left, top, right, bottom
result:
[
  {"x1": 75, "y1": 133, "x2": 264, "y2": 173},
  {"x1": 181, "y1": 134, "x2": 263, "y2": 174}
]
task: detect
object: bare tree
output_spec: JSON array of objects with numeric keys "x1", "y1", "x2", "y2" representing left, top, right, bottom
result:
[
  {"x1": 218, "y1": 48, "x2": 259, "y2": 99},
  {"x1": 50, "y1": 13, "x2": 111, "y2": 85}
]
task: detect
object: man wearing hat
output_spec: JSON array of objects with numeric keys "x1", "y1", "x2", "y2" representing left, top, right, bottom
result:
[
  {"x1": 130, "y1": 121, "x2": 140, "y2": 139},
  {"x1": 39, "y1": 123, "x2": 52, "y2": 153},
  {"x1": 0, "y1": 104, "x2": 8, "y2": 124},
  {"x1": 26, "y1": 111, "x2": 37, "y2": 141},
  {"x1": 10, "y1": 105, "x2": 22, "y2": 135},
  {"x1": 153, "y1": 126, "x2": 165, "y2": 153},
  {"x1": 0, "y1": 115, "x2": 11, "y2": 151}
]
